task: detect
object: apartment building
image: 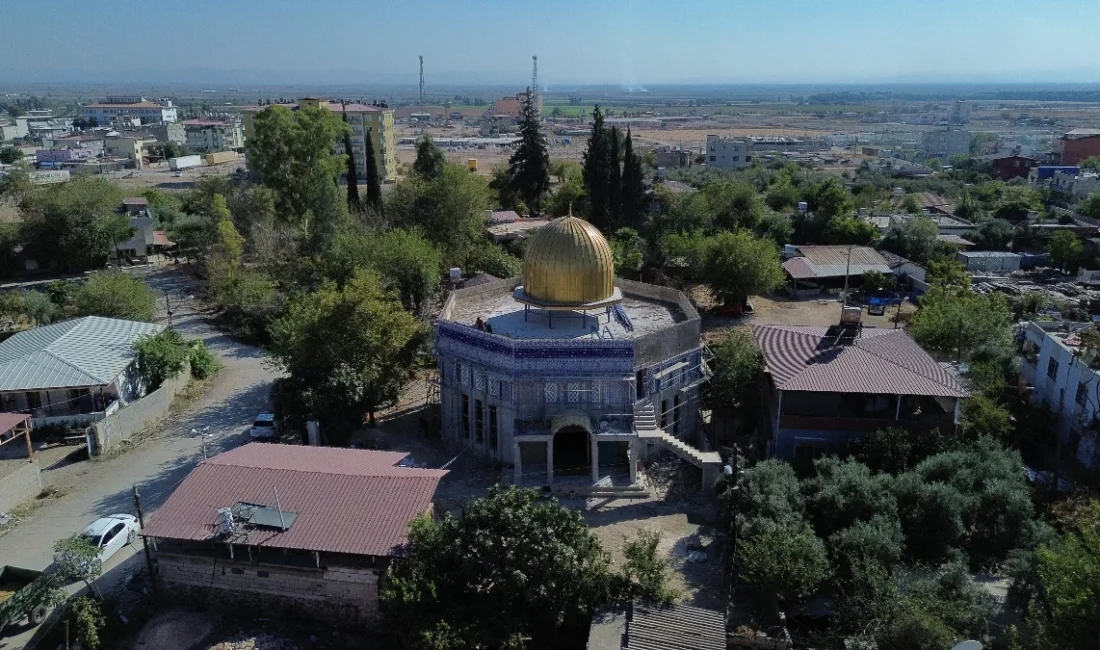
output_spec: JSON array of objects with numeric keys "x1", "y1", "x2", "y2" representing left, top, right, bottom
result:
[
  {"x1": 242, "y1": 97, "x2": 396, "y2": 182},
  {"x1": 920, "y1": 128, "x2": 970, "y2": 159},
  {"x1": 81, "y1": 97, "x2": 178, "y2": 124},
  {"x1": 181, "y1": 119, "x2": 244, "y2": 152},
  {"x1": 704, "y1": 135, "x2": 752, "y2": 169}
]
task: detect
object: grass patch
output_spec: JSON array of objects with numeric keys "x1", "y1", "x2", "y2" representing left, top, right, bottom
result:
[
  {"x1": 169, "y1": 375, "x2": 215, "y2": 415},
  {"x1": 0, "y1": 485, "x2": 67, "y2": 538}
]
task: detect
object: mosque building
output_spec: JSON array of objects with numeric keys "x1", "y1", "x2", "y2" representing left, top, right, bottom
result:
[{"x1": 434, "y1": 215, "x2": 721, "y2": 490}]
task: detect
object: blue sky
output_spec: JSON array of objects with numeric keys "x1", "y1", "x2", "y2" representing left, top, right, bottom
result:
[{"x1": 4, "y1": 0, "x2": 1100, "y2": 85}]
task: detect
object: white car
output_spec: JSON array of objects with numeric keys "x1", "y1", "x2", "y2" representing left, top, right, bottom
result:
[
  {"x1": 249, "y1": 412, "x2": 277, "y2": 440},
  {"x1": 81, "y1": 514, "x2": 141, "y2": 563}
]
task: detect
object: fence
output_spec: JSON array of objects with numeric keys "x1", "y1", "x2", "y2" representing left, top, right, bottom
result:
[
  {"x1": 0, "y1": 460, "x2": 42, "y2": 513},
  {"x1": 90, "y1": 369, "x2": 190, "y2": 456}
]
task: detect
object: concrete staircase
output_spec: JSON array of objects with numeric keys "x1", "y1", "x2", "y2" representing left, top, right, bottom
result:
[{"x1": 634, "y1": 401, "x2": 723, "y2": 489}]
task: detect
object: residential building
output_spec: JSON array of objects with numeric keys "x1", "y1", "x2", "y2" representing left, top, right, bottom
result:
[
  {"x1": 0, "y1": 117, "x2": 29, "y2": 141},
  {"x1": 104, "y1": 136, "x2": 152, "y2": 167},
  {"x1": 142, "y1": 444, "x2": 447, "y2": 625},
  {"x1": 49, "y1": 135, "x2": 104, "y2": 156},
  {"x1": 0, "y1": 317, "x2": 164, "y2": 427},
  {"x1": 947, "y1": 99, "x2": 970, "y2": 126},
  {"x1": 1029, "y1": 165, "x2": 1080, "y2": 184},
  {"x1": 1018, "y1": 322, "x2": 1100, "y2": 469},
  {"x1": 36, "y1": 148, "x2": 95, "y2": 164},
  {"x1": 655, "y1": 146, "x2": 693, "y2": 169},
  {"x1": 242, "y1": 98, "x2": 397, "y2": 182},
  {"x1": 782, "y1": 245, "x2": 893, "y2": 294},
  {"x1": 956, "y1": 250, "x2": 1022, "y2": 272},
  {"x1": 435, "y1": 215, "x2": 721, "y2": 491},
  {"x1": 81, "y1": 97, "x2": 177, "y2": 124},
  {"x1": 750, "y1": 135, "x2": 817, "y2": 152},
  {"x1": 889, "y1": 213, "x2": 975, "y2": 237},
  {"x1": 149, "y1": 122, "x2": 186, "y2": 146},
  {"x1": 479, "y1": 113, "x2": 517, "y2": 136},
  {"x1": 1051, "y1": 170, "x2": 1100, "y2": 201},
  {"x1": 920, "y1": 128, "x2": 970, "y2": 159},
  {"x1": 181, "y1": 119, "x2": 244, "y2": 152},
  {"x1": 879, "y1": 250, "x2": 928, "y2": 283},
  {"x1": 753, "y1": 323, "x2": 968, "y2": 462},
  {"x1": 984, "y1": 153, "x2": 1038, "y2": 180},
  {"x1": 1058, "y1": 128, "x2": 1100, "y2": 165},
  {"x1": 704, "y1": 135, "x2": 752, "y2": 169}
]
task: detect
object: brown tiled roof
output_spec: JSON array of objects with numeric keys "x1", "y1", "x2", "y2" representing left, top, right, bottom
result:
[
  {"x1": 752, "y1": 324, "x2": 968, "y2": 397},
  {"x1": 782, "y1": 256, "x2": 816, "y2": 280},
  {"x1": 142, "y1": 445, "x2": 446, "y2": 557}
]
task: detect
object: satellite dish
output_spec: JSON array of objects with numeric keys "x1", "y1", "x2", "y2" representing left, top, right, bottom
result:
[{"x1": 951, "y1": 642, "x2": 982, "y2": 650}]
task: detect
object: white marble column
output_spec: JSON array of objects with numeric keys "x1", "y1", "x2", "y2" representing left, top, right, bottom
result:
[
  {"x1": 546, "y1": 438, "x2": 554, "y2": 485},
  {"x1": 590, "y1": 436, "x2": 600, "y2": 485},
  {"x1": 513, "y1": 442, "x2": 522, "y2": 485}
]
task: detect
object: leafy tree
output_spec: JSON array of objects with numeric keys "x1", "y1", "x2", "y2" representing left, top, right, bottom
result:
[
  {"x1": 19, "y1": 176, "x2": 131, "y2": 271},
  {"x1": 364, "y1": 126, "x2": 382, "y2": 214},
  {"x1": 620, "y1": 128, "x2": 646, "y2": 229},
  {"x1": 1078, "y1": 191, "x2": 1100, "y2": 220},
  {"x1": 0, "y1": 146, "x2": 23, "y2": 164},
  {"x1": 708, "y1": 329, "x2": 764, "y2": 415},
  {"x1": 507, "y1": 89, "x2": 550, "y2": 215},
  {"x1": 961, "y1": 394, "x2": 1013, "y2": 440},
  {"x1": 489, "y1": 165, "x2": 520, "y2": 212},
  {"x1": 900, "y1": 194, "x2": 920, "y2": 213},
  {"x1": 1048, "y1": 230, "x2": 1083, "y2": 272},
  {"x1": 268, "y1": 269, "x2": 421, "y2": 430},
  {"x1": 663, "y1": 229, "x2": 709, "y2": 281},
  {"x1": 700, "y1": 230, "x2": 785, "y2": 305},
  {"x1": 382, "y1": 487, "x2": 673, "y2": 649},
  {"x1": 246, "y1": 104, "x2": 348, "y2": 250},
  {"x1": 341, "y1": 107, "x2": 360, "y2": 211},
  {"x1": 954, "y1": 192, "x2": 980, "y2": 222},
  {"x1": 892, "y1": 471, "x2": 966, "y2": 563},
  {"x1": 413, "y1": 135, "x2": 446, "y2": 180},
  {"x1": 737, "y1": 516, "x2": 832, "y2": 604},
  {"x1": 53, "y1": 534, "x2": 103, "y2": 598},
  {"x1": 609, "y1": 227, "x2": 644, "y2": 279},
  {"x1": 1080, "y1": 155, "x2": 1100, "y2": 172},
  {"x1": 861, "y1": 270, "x2": 891, "y2": 293},
  {"x1": 0, "y1": 167, "x2": 32, "y2": 204},
  {"x1": 0, "y1": 290, "x2": 62, "y2": 326},
  {"x1": 756, "y1": 211, "x2": 794, "y2": 247},
  {"x1": 134, "y1": 329, "x2": 191, "y2": 389},
  {"x1": 72, "y1": 271, "x2": 157, "y2": 321},
  {"x1": 806, "y1": 177, "x2": 853, "y2": 221},
  {"x1": 471, "y1": 243, "x2": 522, "y2": 278},
  {"x1": 857, "y1": 427, "x2": 912, "y2": 475},
  {"x1": 733, "y1": 459, "x2": 804, "y2": 523},
  {"x1": 909, "y1": 288, "x2": 1012, "y2": 361},
  {"x1": 387, "y1": 163, "x2": 492, "y2": 267},
  {"x1": 801, "y1": 457, "x2": 898, "y2": 539},
  {"x1": 551, "y1": 160, "x2": 582, "y2": 184},
  {"x1": 830, "y1": 514, "x2": 905, "y2": 579},
  {"x1": 900, "y1": 216, "x2": 939, "y2": 263},
  {"x1": 373, "y1": 229, "x2": 442, "y2": 311},
  {"x1": 972, "y1": 218, "x2": 1013, "y2": 250},
  {"x1": 70, "y1": 596, "x2": 106, "y2": 650},
  {"x1": 582, "y1": 105, "x2": 613, "y2": 231},
  {"x1": 765, "y1": 173, "x2": 800, "y2": 211},
  {"x1": 926, "y1": 259, "x2": 970, "y2": 290},
  {"x1": 823, "y1": 216, "x2": 880, "y2": 246},
  {"x1": 704, "y1": 181, "x2": 764, "y2": 231}
]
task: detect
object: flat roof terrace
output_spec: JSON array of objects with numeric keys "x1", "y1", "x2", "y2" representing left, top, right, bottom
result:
[{"x1": 443, "y1": 277, "x2": 691, "y2": 341}]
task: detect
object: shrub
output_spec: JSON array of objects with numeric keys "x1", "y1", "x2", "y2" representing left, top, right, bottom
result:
[
  {"x1": 187, "y1": 340, "x2": 221, "y2": 379},
  {"x1": 72, "y1": 271, "x2": 157, "y2": 321},
  {"x1": 70, "y1": 596, "x2": 106, "y2": 650},
  {"x1": 737, "y1": 516, "x2": 832, "y2": 603},
  {"x1": 133, "y1": 329, "x2": 190, "y2": 389}
]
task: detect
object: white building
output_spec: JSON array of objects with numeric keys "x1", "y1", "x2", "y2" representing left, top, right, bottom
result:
[
  {"x1": 181, "y1": 119, "x2": 245, "y2": 152},
  {"x1": 1052, "y1": 170, "x2": 1100, "y2": 201},
  {"x1": 81, "y1": 97, "x2": 177, "y2": 125},
  {"x1": 1019, "y1": 322, "x2": 1100, "y2": 469},
  {"x1": 0, "y1": 117, "x2": 29, "y2": 141},
  {"x1": 705, "y1": 135, "x2": 753, "y2": 169},
  {"x1": 947, "y1": 100, "x2": 970, "y2": 126},
  {"x1": 921, "y1": 128, "x2": 970, "y2": 159}
]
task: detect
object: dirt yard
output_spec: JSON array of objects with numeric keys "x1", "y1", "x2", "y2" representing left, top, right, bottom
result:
[{"x1": 699, "y1": 292, "x2": 917, "y2": 343}]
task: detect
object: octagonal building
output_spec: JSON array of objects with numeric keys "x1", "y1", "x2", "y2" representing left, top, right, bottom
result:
[{"x1": 435, "y1": 216, "x2": 718, "y2": 489}]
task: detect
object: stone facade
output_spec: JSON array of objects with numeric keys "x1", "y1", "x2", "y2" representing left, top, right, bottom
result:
[{"x1": 157, "y1": 552, "x2": 381, "y2": 625}]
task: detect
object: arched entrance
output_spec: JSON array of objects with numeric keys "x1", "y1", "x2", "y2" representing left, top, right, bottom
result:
[{"x1": 550, "y1": 411, "x2": 592, "y2": 477}]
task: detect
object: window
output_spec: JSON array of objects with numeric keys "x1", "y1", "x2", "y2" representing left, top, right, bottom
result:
[
  {"x1": 460, "y1": 364, "x2": 470, "y2": 386},
  {"x1": 461, "y1": 394, "x2": 471, "y2": 438},
  {"x1": 489, "y1": 405, "x2": 498, "y2": 450},
  {"x1": 545, "y1": 383, "x2": 558, "y2": 403},
  {"x1": 1047, "y1": 358, "x2": 1059, "y2": 380},
  {"x1": 474, "y1": 371, "x2": 485, "y2": 392},
  {"x1": 475, "y1": 399, "x2": 484, "y2": 443},
  {"x1": 732, "y1": 156, "x2": 740, "y2": 162},
  {"x1": 1077, "y1": 381, "x2": 1089, "y2": 406},
  {"x1": 567, "y1": 382, "x2": 582, "y2": 403},
  {"x1": 489, "y1": 378, "x2": 500, "y2": 398},
  {"x1": 709, "y1": 155, "x2": 716, "y2": 162}
]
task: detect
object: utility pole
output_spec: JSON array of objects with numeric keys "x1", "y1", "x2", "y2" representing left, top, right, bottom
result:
[
  {"x1": 133, "y1": 485, "x2": 156, "y2": 586},
  {"x1": 164, "y1": 291, "x2": 173, "y2": 329},
  {"x1": 418, "y1": 55, "x2": 425, "y2": 107}
]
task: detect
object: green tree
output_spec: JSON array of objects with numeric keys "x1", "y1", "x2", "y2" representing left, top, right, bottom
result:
[
  {"x1": 472, "y1": 243, "x2": 523, "y2": 278},
  {"x1": 900, "y1": 194, "x2": 921, "y2": 213},
  {"x1": 364, "y1": 126, "x2": 383, "y2": 214},
  {"x1": 373, "y1": 229, "x2": 442, "y2": 311},
  {"x1": 245, "y1": 104, "x2": 348, "y2": 250},
  {"x1": 0, "y1": 147, "x2": 23, "y2": 164},
  {"x1": 1079, "y1": 156, "x2": 1100, "y2": 172},
  {"x1": 582, "y1": 105, "x2": 613, "y2": 231},
  {"x1": 413, "y1": 135, "x2": 446, "y2": 180},
  {"x1": 268, "y1": 269, "x2": 421, "y2": 430},
  {"x1": 901, "y1": 216, "x2": 940, "y2": 263},
  {"x1": 550, "y1": 175, "x2": 587, "y2": 217},
  {"x1": 609, "y1": 227, "x2": 644, "y2": 279},
  {"x1": 737, "y1": 516, "x2": 832, "y2": 604},
  {"x1": 733, "y1": 459, "x2": 804, "y2": 522},
  {"x1": 861, "y1": 270, "x2": 891, "y2": 293},
  {"x1": 973, "y1": 218, "x2": 1013, "y2": 250},
  {"x1": 1078, "y1": 191, "x2": 1100, "y2": 220},
  {"x1": 387, "y1": 164, "x2": 492, "y2": 267},
  {"x1": 909, "y1": 288, "x2": 1012, "y2": 361},
  {"x1": 70, "y1": 597, "x2": 106, "y2": 650},
  {"x1": 342, "y1": 107, "x2": 360, "y2": 211},
  {"x1": 53, "y1": 534, "x2": 104, "y2": 598},
  {"x1": 806, "y1": 177, "x2": 853, "y2": 221},
  {"x1": 704, "y1": 181, "x2": 764, "y2": 231},
  {"x1": 823, "y1": 216, "x2": 880, "y2": 246},
  {"x1": 708, "y1": 329, "x2": 764, "y2": 415},
  {"x1": 961, "y1": 394, "x2": 1013, "y2": 440},
  {"x1": 620, "y1": 127, "x2": 646, "y2": 229},
  {"x1": 19, "y1": 176, "x2": 130, "y2": 271},
  {"x1": 72, "y1": 271, "x2": 157, "y2": 321},
  {"x1": 801, "y1": 457, "x2": 898, "y2": 539},
  {"x1": 507, "y1": 89, "x2": 551, "y2": 215},
  {"x1": 1048, "y1": 230, "x2": 1083, "y2": 272},
  {"x1": 926, "y1": 259, "x2": 971, "y2": 290},
  {"x1": 954, "y1": 192, "x2": 979, "y2": 221},
  {"x1": 133, "y1": 329, "x2": 190, "y2": 389},
  {"x1": 700, "y1": 230, "x2": 785, "y2": 305},
  {"x1": 858, "y1": 427, "x2": 912, "y2": 475},
  {"x1": 765, "y1": 173, "x2": 800, "y2": 211}
]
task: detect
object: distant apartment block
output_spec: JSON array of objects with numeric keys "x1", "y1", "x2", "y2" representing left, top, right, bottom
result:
[
  {"x1": 149, "y1": 122, "x2": 186, "y2": 146},
  {"x1": 181, "y1": 119, "x2": 244, "y2": 152},
  {"x1": 0, "y1": 117, "x2": 29, "y2": 141},
  {"x1": 243, "y1": 97, "x2": 396, "y2": 182},
  {"x1": 705, "y1": 135, "x2": 752, "y2": 169},
  {"x1": 947, "y1": 100, "x2": 970, "y2": 126},
  {"x1": 1059, "y1": 128, "x2": 1100, "y2": 166},
  {"x1": 920, "y1": 128, "x2": 970, "y2": 159},
  {"x1": 81, "y1": 97, "x2": 178, "y2": 124}
]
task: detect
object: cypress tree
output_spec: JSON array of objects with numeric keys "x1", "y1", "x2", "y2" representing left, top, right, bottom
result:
[
  {"x1": 342, "y1": 107, "x2": 360, "y2": 211},
  {"x1": 582, "y1": 105, "x2": 611, "y2": 229},
  {"x1": 608, "y1": 126, "x2": 623, "y2": 229},
  {"x1": 364, "y1": 127, "x2": 383, "y2": 214},
  {"x1": 621, "y1": 127, "x2": 647, "y2": 229},
  {"x1": 507, "y1": 88, "x2": 551, "y2": 215}
]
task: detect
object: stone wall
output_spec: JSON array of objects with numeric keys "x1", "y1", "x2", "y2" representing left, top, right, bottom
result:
[
  {"x1": 91, "y1": 369, "x2": 190, "y2": 455},
  {"x1": 156, "y1": 552, "x2": 380, "y2": 625},
  {"x1": 0, "y1": 460, "x2": 42, "y2": 513}
]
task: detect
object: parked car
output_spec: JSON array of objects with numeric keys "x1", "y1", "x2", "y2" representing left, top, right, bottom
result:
[
  {"x1": 173, "y1": 171, "x2": 184, "y2": 177},
  {"x1": 80, "y1": 514, "x2": 140, "y2": 563},
  {"x1": 249, "y1": 412, "x2": 277, "y2": 440}
]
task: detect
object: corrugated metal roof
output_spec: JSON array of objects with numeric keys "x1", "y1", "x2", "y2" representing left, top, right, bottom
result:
[
  {"x1": 0, "y1": 412, "x2": 29, "y2": 434},
  {"x1": 752, "y1": 324, "x2": 969, "y2": 398},
  {"x1": 626, "y1": 603, "x2": 725, "y2": 650},
  {"x1": 786, "y1": 246, "x2": 892, "y2": 279},
  {"x1": 142, "y1": 445, "x2": 447, "y2": 557},
  {"x1": 0, "y1": 317, "x2": 163, "y2": 391}
]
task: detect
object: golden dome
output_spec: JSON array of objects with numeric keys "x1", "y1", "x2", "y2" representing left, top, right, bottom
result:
[{"x1": 522, "y1": 215, "x2": 616, "y2": 306}]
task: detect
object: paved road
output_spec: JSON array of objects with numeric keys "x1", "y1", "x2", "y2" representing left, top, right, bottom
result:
[{"x1": 0, "y1": 267, "x2": 280, "y2": 649}]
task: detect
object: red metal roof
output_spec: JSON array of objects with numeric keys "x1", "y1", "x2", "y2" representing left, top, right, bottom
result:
[
  {"x1": 152, "y1": 231, "x2": 174, "y2": 246},
  {"x1": 142, "y1": 445, "x2": 446, "y2": 557},
  {"x1": 752, "y1": 324, "x2": 968, "y2": 398},
  {"x1": 0, "y1": 412, "x2": 30, "y2": 435}
]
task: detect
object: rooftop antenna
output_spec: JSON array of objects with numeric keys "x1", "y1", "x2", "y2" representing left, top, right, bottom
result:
[{"x1": 419, "y1": 55, "x2": 425, "y2": 107}]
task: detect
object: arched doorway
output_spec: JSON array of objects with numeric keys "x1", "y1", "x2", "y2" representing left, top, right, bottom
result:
[{"x1": 553, "y1": 426, "x2": 590, "y2": 475}]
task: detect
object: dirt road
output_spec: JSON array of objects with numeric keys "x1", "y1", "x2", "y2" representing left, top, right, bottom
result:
[{"x1": 0, "y1": 267, "x2": 281, "y2": 650}]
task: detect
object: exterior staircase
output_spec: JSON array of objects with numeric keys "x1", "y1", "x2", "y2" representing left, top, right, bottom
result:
[{"x1": 634, "y1": 401, "x2": 723, "y2": 489}]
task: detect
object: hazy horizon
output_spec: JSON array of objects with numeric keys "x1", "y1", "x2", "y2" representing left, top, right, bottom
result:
[{"x1": 5, "y1": 0, "x2": 1100, "y2": 87}]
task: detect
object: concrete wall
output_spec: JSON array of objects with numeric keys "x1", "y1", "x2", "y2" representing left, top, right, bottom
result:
[
  {"x1": 91, "y1": 369, "x2": 189, "y2": 455},
  {"x1": 156, "y1": 552, "x2": 380, "y2": 625},
  {"x1": 0, "y1": 460, "x2": 42, "y2": 513}
]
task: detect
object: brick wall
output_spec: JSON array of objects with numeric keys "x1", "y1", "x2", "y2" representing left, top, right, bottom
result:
[
  {"x1": 0, "y1": 460, "x2": 42, "y2": 513},
  {"x1": 1062, "y1": 136, "x2": 1100, "y2": 166},
  {"x1": 156, "y1": 552, "x2": 380, "y2": 625},
  {"x1": 92, "y1": 369, "x2": 190, "y2": 455}
]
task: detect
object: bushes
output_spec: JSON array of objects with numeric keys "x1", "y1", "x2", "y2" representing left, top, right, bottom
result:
[
  {"x1": 133, "y1": 329, "x2": 222, "y2": 389},
  {"x1": 73, "y1": 271, "x2": 157, "y2": 321}
]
